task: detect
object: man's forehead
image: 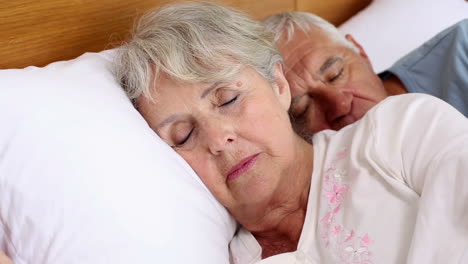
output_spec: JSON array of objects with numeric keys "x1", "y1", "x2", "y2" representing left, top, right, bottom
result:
[
  {"x1": 279, "y1": 28, "x2": 335, "y2": 69},
  {"x1": 279, "y1": 27, "x2": 330, "y2": 52}
]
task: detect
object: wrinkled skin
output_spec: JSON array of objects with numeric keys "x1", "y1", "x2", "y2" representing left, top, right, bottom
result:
[{"x1": 278, "y1": 28, "x2": 392, "y2": 140}]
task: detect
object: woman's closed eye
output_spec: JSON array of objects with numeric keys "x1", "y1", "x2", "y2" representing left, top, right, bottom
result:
[
  {"x1": 170, "y1": 90, "x2": 239, "y2": 148},
  {"x1": 220, "y1": 95, "x2": 238, "y2": 107},
  {"x1": 175, "y1": 127, "x2": 194, "y2": 146},
  {"x1": 217, "y1": 87, "x2": 240, "y2": 108},
  {"x1": 170, "y1": 122, "x2": 195, "y2": 148}
]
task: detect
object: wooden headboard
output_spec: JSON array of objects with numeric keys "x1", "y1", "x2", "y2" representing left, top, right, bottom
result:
[{"x1": 0, "y1": 0, "x2": 370, "y2": 69}]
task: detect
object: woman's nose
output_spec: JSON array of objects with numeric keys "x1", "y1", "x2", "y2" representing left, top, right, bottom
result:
[{"x1": 204, "y1": 120, "x2": 236, "y2": 155}]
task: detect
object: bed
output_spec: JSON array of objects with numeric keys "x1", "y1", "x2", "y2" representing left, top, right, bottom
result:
[
  {"x1": 1, "y1": 0, "x2": 466, "y2": 263},
  {"x1": 0, "y1": 0, "x2": 370, "y2": 69}
]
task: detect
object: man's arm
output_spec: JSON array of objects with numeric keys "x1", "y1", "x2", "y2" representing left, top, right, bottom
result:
[{"x1": 385, "y1": 19, "x2": 468, "y2": 116}]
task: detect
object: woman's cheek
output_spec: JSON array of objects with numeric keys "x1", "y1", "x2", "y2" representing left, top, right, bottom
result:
[{"x1": 240, "y1": 97, "x2": 268, "y2": 132}]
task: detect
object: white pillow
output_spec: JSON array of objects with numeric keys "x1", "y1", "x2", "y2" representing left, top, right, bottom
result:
[
  {"x1": 0, "y1": 50, "x2": 236, "y2": 264},
  {"x1": 339, "y1": 0, "x2": 468, "y2": 73}
]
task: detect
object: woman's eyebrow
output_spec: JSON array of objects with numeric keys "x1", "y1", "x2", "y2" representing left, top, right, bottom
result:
[
  {"x1": 319, "y1": 56, "x2": 342, "y2": 75},
  {"x1": 155, "y1": 114, "x2": 183, "y2": 130},
  {"x1": 200, "y1": 81, "x2": 223, "y2": 99}
]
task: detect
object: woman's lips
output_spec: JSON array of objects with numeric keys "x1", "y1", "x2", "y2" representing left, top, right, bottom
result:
[{"x1": 227, "y1": 153, "x2": 260, "y2": 181}]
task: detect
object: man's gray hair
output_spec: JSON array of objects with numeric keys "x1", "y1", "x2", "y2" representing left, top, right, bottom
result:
[
  {"x1": 262, "y1": 12, "x2": 358, "y2": 52},
  {"x1": 114, "y1": 2, "x2": 283, "y2": 101}
]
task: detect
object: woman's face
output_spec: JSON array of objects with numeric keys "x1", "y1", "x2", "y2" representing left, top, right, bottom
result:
[{"x1": 138, "y1": 65, "x2": 299, "y2": 221}]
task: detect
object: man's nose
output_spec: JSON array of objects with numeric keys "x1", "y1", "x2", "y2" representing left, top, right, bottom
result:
[
  {"x1": 308, "y1": 83, "x2": 352, "y2": 123},
  {"x1": 203, "y1": 119, "x2": 236, "y2": 155}
]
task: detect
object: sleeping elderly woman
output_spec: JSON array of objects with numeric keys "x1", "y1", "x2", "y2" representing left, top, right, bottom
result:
[{"x1": 114, "y1": 2, "x2": 468, "y2": 264}]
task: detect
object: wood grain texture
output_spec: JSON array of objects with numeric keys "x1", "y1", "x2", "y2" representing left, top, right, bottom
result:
[
  {"x1": 297, "y1": 0, "x2": 371, "y2": 26},
  {"x1": 0, "y1": 0, "x2": 368, "y2": 69}
]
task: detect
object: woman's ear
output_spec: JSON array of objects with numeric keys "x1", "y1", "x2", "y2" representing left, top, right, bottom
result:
[{"x1": 272, "y1": 63, "x2": 291, "y2": 111}]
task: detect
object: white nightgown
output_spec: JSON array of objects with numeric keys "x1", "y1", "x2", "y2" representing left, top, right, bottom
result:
[{"x1": 230, "y1": 94, "x2": 468, "y2": 264}]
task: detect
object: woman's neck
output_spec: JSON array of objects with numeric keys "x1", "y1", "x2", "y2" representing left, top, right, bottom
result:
[
  {"x1": 253, "y1": 207, "x2": 307, "y2": 258},
  {"x1": 250, "y1": 136, "x2": 314, "y2": 258}
]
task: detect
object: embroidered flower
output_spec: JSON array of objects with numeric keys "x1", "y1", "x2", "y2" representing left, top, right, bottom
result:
[
  {"x1": 319, "y1": 146, "x2": 374, "y2": 264},
  {"x1": 341, "y1": 235, "x2": 373, "y2": 264},
  {"x1": 361, "y1": 234, "x2": 374, "y2": 246},
  {"x1": 320, "y1": 205, "x2": 341, "y2": 224},
  {"x1": 326, "y1": 184, "x2": 347, "y2": 204},
  {"x1": 343, "y1": 245, "x2": 371, "y2": 264},
  {"x1": 344, "y1": 230, "x2": 355, "y2": 243},
  {"x1": 333, "y1": 169, "x2": 346, "y2": 180},
  {"x1": 331, "y1": 225, "x2": 343, "y2": 235},
  {"x1": 332, "y1": 147, "x2": 349, "y2": 162}
]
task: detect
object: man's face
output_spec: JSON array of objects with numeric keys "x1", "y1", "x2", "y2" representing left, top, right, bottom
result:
[{"x1": 278, "y1": 27, "x2": 388, "y2": 139}]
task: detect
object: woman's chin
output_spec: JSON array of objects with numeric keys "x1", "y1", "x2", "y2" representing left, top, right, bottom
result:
[{"x1": 229, "y1": 176, "x2": 277, "y2": 216}]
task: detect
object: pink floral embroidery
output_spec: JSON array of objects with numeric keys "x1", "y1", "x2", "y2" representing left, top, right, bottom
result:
[
  {"x1": 333, "y1": 148, "x2": 349, "y2": 162},
  {"x1": 344, "y1": 230, "x2": 355, "y2": 243},
  {"x1": 320, "y1": 204, "x2": 341, "y2": 225},
  {"x1": 319, "y1": 147, "x2": 374, "y2": 264},
  {"x1": 326, "y1": 184, "x2": 347, "y2": 204},
  {"x1": 342, "y1": 243, "x2": 372, "y2": 264},
  {"x1": 331, "y1": 225, "x2": 343, "y2": 235},
  {"x1": 361, "y1": 234, "x2": 374, "y2": 246}
]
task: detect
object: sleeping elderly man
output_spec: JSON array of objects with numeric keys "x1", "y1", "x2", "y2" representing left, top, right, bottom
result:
[{"x1": 263, "y1": 13, "x2": 468, "y2": 139}]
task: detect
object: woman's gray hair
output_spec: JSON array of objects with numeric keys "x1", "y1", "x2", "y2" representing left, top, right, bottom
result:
[
  {"x1": 114, "y1": 2, "x2": 283, "y2": 101},
  {"x1": 262, "y1": 12, "x2": 358, "y2": 52}
]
